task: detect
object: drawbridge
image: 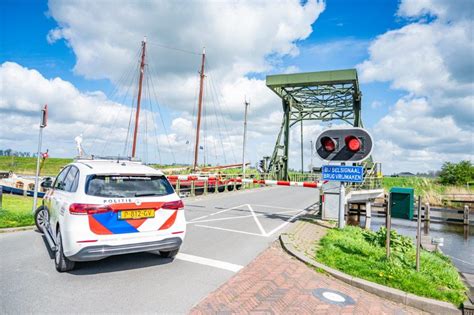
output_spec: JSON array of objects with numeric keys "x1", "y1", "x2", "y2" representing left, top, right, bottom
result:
[{"x1": 264, "y1": 69, "x2": 380, "y2": 187}]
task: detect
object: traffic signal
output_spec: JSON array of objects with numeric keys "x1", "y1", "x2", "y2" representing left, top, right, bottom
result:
[{"x1": 315, "y1": 128, "x2": 373, "y2": 162}]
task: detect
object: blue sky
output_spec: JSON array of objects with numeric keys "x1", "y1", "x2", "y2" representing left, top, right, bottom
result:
[{"x1": 1, "y1": 0, "x2": 472, "y2": 173}]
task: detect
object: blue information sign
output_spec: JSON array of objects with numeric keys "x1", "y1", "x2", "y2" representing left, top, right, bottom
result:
[{"x1": 322, "y1": 165, "x2": 364, "y2": 183}]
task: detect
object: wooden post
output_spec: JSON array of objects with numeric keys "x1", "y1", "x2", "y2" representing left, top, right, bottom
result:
[
  {"x1": 176, "y1": 179, "x2": 180, "y2": 196},
  {"x1": 365, "y1": 201, "x2": 372, "y2": 230},
  {"x1": 464, "y1": 204, "x2": 470, "y2": 226},
  {"x1": 424, "y1": 202, "x2": 430, "y2": 234},
  {"x1": 416, "y1": 196, "x2": 422, "y2": 272},
  {"x1": 464, "y1": 204, "x2": 470, "y2": 240},
  {"x1": 386, "y1": 193, "x2": 391, "y2": 259}
]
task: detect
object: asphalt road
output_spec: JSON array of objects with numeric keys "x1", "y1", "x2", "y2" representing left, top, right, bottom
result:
[{"x1": 0, "y1": 186, "x2": 318, "y2": 314}]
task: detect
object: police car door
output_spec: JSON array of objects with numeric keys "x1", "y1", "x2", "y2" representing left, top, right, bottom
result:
[{"x1": 50, "y1": 166, "x2": 70, "y2": 236}]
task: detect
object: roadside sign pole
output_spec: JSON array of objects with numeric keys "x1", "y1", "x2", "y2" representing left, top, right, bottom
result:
[
  {"x1": 338, "y1": 182, "x2": 346, "y2": 228},
  {"x1": 32, "y1": 105, "x2": 47, "y2": 213}
]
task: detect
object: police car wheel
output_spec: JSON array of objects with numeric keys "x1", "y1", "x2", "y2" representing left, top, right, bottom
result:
[
  {"x1": 55, "y1": 229, "x2": 75, "y2": 272},
  {"x1": 34, "y1": 207, "x2": 49, "y2": 233},
  {"x1": 159, "y1": 248, "x2": 179, "y2": 259}
]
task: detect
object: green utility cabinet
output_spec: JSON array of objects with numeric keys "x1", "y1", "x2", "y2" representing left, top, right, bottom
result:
[{"x1": 390, "y1": 187, "x2": 414, "y2": 220}]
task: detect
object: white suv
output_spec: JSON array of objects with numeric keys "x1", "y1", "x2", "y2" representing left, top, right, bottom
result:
[{"x1": 35, "y1": 159, "x2": 186, "y2": 272}]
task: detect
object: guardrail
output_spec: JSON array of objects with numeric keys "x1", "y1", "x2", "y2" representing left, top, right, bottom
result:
[{"x1": 167, "y1": 174, "x2": 322, "y2": 198}]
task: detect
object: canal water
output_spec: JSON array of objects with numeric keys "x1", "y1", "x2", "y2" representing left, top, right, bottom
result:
[{"x1": 359, "y1": 217, "x2": 473, "y2": 274}]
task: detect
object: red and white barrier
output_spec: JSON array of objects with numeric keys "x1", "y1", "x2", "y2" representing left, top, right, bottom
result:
[
  {"x1": 233, "y1": 178, "x2": 320, "y2": 188},
  {"x1": 166, "y1": 175, "x2": 321, "y2": 188}
]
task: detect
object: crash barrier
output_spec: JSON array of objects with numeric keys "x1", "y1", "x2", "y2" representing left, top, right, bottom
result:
[{"x1": 166, "y1": 174, "x2": 322, "y2": 198}]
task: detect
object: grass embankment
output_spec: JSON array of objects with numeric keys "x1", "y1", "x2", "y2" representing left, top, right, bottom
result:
[
  {"x1": 0, "y1": 194, "x2": 35, "y2": 228},
  {"x1": 316, "y1": 226, "x2": 467, "y2": 306},
  {"x1": 0, "y1": 156, "x2": 72, "y2": 176},
  {"x1": 382, "y1": 176, "x2": 473, "y2": 206}
]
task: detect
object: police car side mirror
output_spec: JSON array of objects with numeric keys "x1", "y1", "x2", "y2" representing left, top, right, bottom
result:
[{"x1": 41, "y1": 180, "x2": 52, "y2": 189}]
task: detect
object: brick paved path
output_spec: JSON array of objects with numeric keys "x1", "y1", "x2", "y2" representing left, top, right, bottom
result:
[{"x1": 191, "y1": 243, "x2": 424, "y2": 314}]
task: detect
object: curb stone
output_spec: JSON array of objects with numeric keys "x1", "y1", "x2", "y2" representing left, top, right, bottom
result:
[
  {"x1": 0, "y1": 225, "x2": 36, "y2": 233},
  {"x1": 279, "y1": 232, "x2": 461, "y2": 315}
]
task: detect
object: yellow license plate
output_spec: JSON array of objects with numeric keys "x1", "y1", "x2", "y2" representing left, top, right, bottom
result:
[{"x1": 118, "y1": 209, "x2": 155, "y2": 220}]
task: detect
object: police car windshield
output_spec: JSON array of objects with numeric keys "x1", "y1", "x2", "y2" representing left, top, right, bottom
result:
[{"x1": 86, "y1": 175, "x2": 174, "y2": 198}]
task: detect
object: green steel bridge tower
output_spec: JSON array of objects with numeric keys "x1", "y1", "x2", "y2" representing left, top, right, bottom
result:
[{"x1": 265, "y1": 69, "x2": 368, "y2": 181}]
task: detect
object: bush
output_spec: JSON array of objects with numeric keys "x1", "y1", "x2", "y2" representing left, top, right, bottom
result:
[
  {"x1": 439, "y1": 160, "x2": 474, "y2": 186},
  {"x1": 362, "y1": 227, "x2": 414, "y2": 253}
]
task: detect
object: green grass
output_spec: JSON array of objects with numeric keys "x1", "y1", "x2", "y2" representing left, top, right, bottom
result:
[
  {"x1": 382, "y1": 176, "x2": 473, "y2": 206},
  {"x1": 0, "y1": 156, "x2": 72, "y2": 176},
  {"x1": 316, "y1": 226, "x2": 467, "y2": 306},
  {"x1": 382, "y1": 177, "x2": 444, "y2": 196},
  {"x1": 0, "y1": 194, "x2": 35, "y2": 228}
]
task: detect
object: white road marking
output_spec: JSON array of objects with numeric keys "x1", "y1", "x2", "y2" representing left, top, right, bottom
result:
[
  {"x1": 264, "y1": 209, "x2": 306, "y2": 237},
  {"x1": 189, "y1": 202, "x2": 308, "y2": 237},
  {"x1": 187, "y1": 209, "x2": 301, "y2": 225},
  {"x1": 248, "y1": 204, "x2": 267, "y2": 236},
  {"x1": 188, "y1": 204, "x2": 248, "y2": 222},
  {"x1": 195, "y1": 224, "x2": 267, "y2": 237},
  {"x1": 251, "y1": 204, "x2": 304, "y2": 211},
  {"x1": 175, "y1": 253, "x2": 243, "y2": 272}
]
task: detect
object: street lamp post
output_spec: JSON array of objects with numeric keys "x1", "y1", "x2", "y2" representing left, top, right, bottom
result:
[{"x1": 32, "y1": 105, "x2": 47, "y2": 213}]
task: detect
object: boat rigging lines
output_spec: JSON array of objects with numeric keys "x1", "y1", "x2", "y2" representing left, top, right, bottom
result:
[{"x1": 79, "y1": 38, "x2": 239, "y2": 168}]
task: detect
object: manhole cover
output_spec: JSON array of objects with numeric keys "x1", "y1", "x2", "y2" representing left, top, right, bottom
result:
[{"x1": 312, "y1": 288, "x2": 355, "y2": 306}]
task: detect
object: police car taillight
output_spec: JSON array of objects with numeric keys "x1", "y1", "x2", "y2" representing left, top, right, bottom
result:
[
  {"x1": 162, "y1": 200, "x2": 184, "y2": 210},
  {"x1": 69, "y1": 203, "x2": 113, "y2": 215}
]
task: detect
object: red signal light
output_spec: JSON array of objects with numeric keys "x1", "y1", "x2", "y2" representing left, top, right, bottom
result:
[
  {"x1": 321, "y1": 137, "x2": 336, "y2": 152},
  {"x1": 345, "y1": 136, "x2": 361, "y2": 152}
]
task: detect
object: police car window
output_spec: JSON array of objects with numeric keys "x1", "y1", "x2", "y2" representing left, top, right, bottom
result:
[
  {"x1": 85, "y1": 175, "x2": 174, "y2": 198},
  {"x1": 53, "y1": 167, "x2": 70, "y2": 190},
  {"x1": 70, "y1": 170, "x2": 80, "y2": 192},
  {"x1": 64, "y1": 166, "x2": 79, "y2": 192}
]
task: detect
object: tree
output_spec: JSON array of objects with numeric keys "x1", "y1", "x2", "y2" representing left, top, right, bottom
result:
[{"x1": 439, "y1": 160, "x2": 474, "y2": 186}]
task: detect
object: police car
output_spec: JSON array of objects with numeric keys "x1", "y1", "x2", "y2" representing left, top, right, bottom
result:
[{"x1": 35, "y1": 158, "x2": 186, "y2": 272}]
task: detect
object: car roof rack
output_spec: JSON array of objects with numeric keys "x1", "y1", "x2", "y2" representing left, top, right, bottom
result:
[{"x1": 74, "y1": 155, "x2": 142, "y2": 162}]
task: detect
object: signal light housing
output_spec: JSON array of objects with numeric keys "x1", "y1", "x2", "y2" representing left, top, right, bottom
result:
[
  {"x1": 321, "y1": 136, "x2": 336, "y2": 152},
  {"x1": 345, "y1": 135, "x2": 361, "y2": 152},
  {"x1": 315, "y1": 128, "x2": 373, "y2": 162}
]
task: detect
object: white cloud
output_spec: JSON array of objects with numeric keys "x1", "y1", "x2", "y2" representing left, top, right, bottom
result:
[
  {"x1": 33, "y1": 0, "x2": 326, "y2": 167},
  {"x1": 357, "y1": 0, "x2": 474, "y2": 174},
  {"x1": 46, "y1": 0, "x2": 324, "y2": 81},
  {"x1": 0, "y1": 62, "x2": 159, "y2": 160}
]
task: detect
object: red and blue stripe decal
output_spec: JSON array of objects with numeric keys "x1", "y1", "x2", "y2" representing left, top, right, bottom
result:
[{"x1": 87, "y1": 202, "x2": 172, "y2": 235}]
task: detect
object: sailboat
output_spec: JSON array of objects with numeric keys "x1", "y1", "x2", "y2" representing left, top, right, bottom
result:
[{"x1": 125, "y1": 38, "x2": 243, "y2": 193}]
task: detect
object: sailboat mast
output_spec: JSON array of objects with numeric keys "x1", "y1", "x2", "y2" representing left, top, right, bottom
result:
[
  {"x1": 131, "y1": 37, "x2": 147, "y2": 158},
  {"x1": 193, "y1": 48, "x2": 206, "y2": 171}
]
